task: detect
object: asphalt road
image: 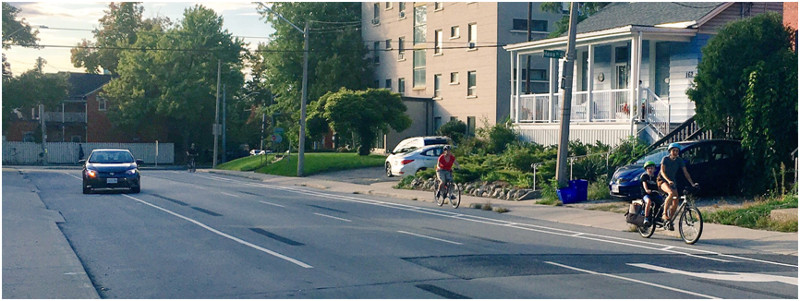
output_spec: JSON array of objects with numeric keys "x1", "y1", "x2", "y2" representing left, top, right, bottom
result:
[{"x1": 10, "y1": 169, "x2": 798, "y2": 298}]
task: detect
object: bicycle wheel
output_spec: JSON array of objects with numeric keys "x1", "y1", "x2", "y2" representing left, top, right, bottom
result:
[
  {"x1": 449, "y1": 183, "x2": 461, "y2": 209},
  {"x1": 434, "y1": 180, "x2": 444, "y2": 206},
  {"x1": 679, "y1": 206, "x2": 703, "y2": 244},
  {"x1": 637, "y1": 206, "x2": 656, "y2": 238}
]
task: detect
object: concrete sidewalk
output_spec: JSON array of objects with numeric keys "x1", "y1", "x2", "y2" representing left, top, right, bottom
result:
[
  {"x1": 2, "y1": 169, "x2": 100, "y2": 298},
  {"x1": 210, "y1": 169, "x2": 799, "y2": 256}
]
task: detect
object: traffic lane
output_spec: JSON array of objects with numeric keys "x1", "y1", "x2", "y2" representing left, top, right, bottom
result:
[
  {"x1": 32, "y1": 169, "x2": 800, "y2": 298},
  {"x1": 31, "y1": 172, "x2": 325, "y2": 298},
  {"x1": 147, "y1": 171, "x2": 796, "y2": 298}
]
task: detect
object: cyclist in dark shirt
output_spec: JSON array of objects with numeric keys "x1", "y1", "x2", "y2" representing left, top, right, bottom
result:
[{"x1": 640, "y1": 161, "x2": 662, "y2": 227}]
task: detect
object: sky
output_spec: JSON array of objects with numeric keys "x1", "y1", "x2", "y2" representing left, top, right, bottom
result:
[{"x1": 3, "y1": 1, "x2": 275, "y2": 76}]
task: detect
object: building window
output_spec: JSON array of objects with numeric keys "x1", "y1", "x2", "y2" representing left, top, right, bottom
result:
[
  {"x1": 450, "y1": 26, "x2": 460, "y2": 39},
  {"x1": 467, "y1": 71, "x2": 477, "y2": 96},
  {"x1": 413, "y1": 5, "x2": 427, "y2": 45},
  {"x1": 398, "y1": 78, "x2": 405, "y2": 94},
  {"x1": 374, "y1": 80, "x2": 380, "y2": 88},
  {"x1": 467, "y1": 116, "x2": 476, "y2": 136},
  {"x1": 529, "y1": 69, "x2": 547, "y2": 81},
  {"x1": 385, "y1": 39, "x2": 392, "y2": 50},
  {"x1": 434, "y1": 2, "x2": 443, "y2": 11},
  {"x1": 413, "y1": 49, "x2": 426, "y2": 88},
  {"x1": 468, "y1": 23, "x2": 477, "y2": 49},
  {"x1": 398, "y1": 37, "x2": 405, "y2": 60},
  {"x1": 512, "y1": 19, "x2": 548, "y2": 32},
  {"x1": 385, "y1": 2, "x2": 392, "y2": 9},
  {"x1": 385, "y1": 79, "x2": 392, "y2": 90},
  {"x1": 434, "y1": 30, "x2": 443, "y2": 54},
  {"x1": 399, "y1": 2, "x2": 406, "y2": 18},
  {"x1": 450, "y1": 116, "x2": 458, "y2": 122},
  {"x1": 373, "y1": 41, "x2": 380, "y2": 64},
  {"x1": 450, "y1": 72, "x2": 459, "y2": 84},
  {"x1": 98, "y1": 97, "x2": 107, "y2": 111},
  {"x1": 373, "y1": 3, "x2": 380, "y2": 24},
  {"x1": 434, "y1": 116, "x2": 442, "y2": 130},
  {"x1": 71, "y1": 135, "x2": 82, "y2": 143},
  {"x1": 433, "y1": 74, "x2": 442, "y2": 97}
]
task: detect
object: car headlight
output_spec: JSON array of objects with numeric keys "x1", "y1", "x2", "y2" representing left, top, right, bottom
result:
[
  {"x1": 86, "y1": 170, "x2": 98, "y2": 178},
  {"x1": 125, "y1": 169, "x2": 138, "y2": 175}
]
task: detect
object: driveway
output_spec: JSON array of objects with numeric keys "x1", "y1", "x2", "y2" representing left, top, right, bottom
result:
[{"x1": 307, "y1": 166, "x2": 398, "y2": 185}]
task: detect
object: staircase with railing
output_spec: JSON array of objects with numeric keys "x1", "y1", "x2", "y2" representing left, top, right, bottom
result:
[{"x1": 647, "y1": 116, "x2": 737, "y2": 151}]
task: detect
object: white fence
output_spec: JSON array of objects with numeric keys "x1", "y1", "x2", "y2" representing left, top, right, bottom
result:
[
  {"x1": 517, "y1": 89, "x2": 632, "y2": 123},
  {"x1": 2, "y1": 141, "x2": 174, "y2": 165}
]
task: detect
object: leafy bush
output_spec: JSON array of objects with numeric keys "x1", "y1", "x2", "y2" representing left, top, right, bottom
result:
[
  {"x1": 704, "y1": 193, "x2": 797, "y2": 232},
  {"x1": 587, "y1": 175, "x2": 610, "y2": 200},
  {"x1": 437, "y1": 119, "x2": 468, "y2": 144},
  {"x1": 479, "y1": 119, "x2": 519, "y2": 154},
  {"x1": 454, "y1": 163, "x2": 484, "y2": 183},
  {"x1": 539, "y1": 178, "x2": 561, "y2": 205},
  {"x1": 416, "y1": 168, "x2": 436, "y2": 180}
]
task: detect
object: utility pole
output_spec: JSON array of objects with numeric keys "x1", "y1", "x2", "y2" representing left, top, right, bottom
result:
[
  {"x1": 555, "y1": 2, "x2": 579, "y2": 188},
  {"x1": 213, "y1": 60, "x2": 221, "y2": 168},
  {"x1": 260, "y1": 3, "x2": 309, "y2": 177},
  {"x1": 297, "y1": 21, "x2": 309, "y2": 177},
  {"x1": 222, "y1": 84, "x2": 227, "y2": 163}
]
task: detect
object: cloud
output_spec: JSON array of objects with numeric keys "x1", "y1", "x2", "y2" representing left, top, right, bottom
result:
[{"x1": 11, "y1": 2, "x2": 104, "y2": 27}]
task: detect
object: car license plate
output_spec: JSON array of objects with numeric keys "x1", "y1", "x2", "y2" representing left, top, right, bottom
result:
[
  {"x1": 107, "y1": 178, "x2": 118, "y2": 184},
  {"x1": 611, "y1": 184, "x2": 619, "y2": 193}
]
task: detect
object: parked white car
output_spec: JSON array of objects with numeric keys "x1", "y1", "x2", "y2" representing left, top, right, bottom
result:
[{"x1": 385, "y1": 144, "x2": 446, "y2": 177}]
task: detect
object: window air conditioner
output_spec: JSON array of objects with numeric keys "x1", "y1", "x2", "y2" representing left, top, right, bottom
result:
[{"x1": 399, "y1": 11, "x2": 406, "y2": 18}]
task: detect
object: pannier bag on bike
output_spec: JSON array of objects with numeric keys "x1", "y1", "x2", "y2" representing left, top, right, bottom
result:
[{"x1": 625, "y1": 200, "x2": 645, "y2": 226}]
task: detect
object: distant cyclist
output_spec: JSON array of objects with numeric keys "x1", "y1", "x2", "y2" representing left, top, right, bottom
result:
[
  {"x1": 659, "y1": 143, "x2": 699, "y2": 227},
  {"x1": 436, "y1": 145, "x2": 460, "y2": 197},
  {"x1": 186, "y1": 143, "x2": 198, "y2": 172},
  {"x1": 640, "y1": 161, "x2": 662, "y2": 227}
]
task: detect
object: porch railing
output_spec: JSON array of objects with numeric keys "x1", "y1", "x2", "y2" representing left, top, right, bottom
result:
[
  {"x1": 42, "y1": 112, "x2": 86, "y2": 123},
  {"x1": 643, "y1": 88, "x2": 670, "y2": 137},
  {"x1": 517, "y1": 89, "x2": 631, "y2": 123}
]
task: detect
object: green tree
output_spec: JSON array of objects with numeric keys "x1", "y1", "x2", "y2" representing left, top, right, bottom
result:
[
  {"x1": 255, "y1": 2, "x2": 372, "y2": 146},
  {"x1": 540, "y1": 2, "x2": 609, "y2": 38},
  {"x1": 101, "y1": 5, "x2": 244, "y2": 153},
  {"x1": 687, "y1": 12, "x2": 797, "y2": 194},
  {"x1": 70, "y1": 2, "x2": 170, "y2": 75},
  {"x1": 309, "y1": 88, "x2": 411, "y2": 155},
  {"x1": 437, "y1": 119, "x2": 467, "y2": 144},
  {"x1": 2, "y1": 66, "x2": 69, "y2": 133},
  {"x1": 2, "y1": 3, "x2": 39, "y2": 49}
]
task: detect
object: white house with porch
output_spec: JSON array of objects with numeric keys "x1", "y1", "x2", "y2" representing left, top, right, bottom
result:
[{"x1": 504, "y1": 2, "x2": 783, "y2": 147}]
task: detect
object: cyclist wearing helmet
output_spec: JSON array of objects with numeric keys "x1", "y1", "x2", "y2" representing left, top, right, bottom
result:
[
  {"x1": 436, "y1": 145, "x2": 460, "y2": 197},
  {"x1": 658, "y1": 143, "x2": 698, "y2": 227},
  {"x1": 640, "y1": 161, "x2": 661, "y2": 226}
]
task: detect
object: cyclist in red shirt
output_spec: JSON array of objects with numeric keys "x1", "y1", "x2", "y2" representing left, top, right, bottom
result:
[{"x1": 436, "y1": 145, "x2": 460, "y2": 196}]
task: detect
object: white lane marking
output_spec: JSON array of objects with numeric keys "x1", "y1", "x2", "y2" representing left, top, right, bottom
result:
[
  {"x1": 313, "y1": 213, "x2": 352, "y2": 223},
  {"x1": 65, "y1": 173, "x2": 82, "y2": 180},
  {"x1": 259, "y1": 201, "x2": 286, "y2": 208},
  {"x1": 546, "y1": 261, "x2": 720, "y2": 299},
  {"x1": 219, "y1": 191, "x2": 240, "y2": 198},
  {"x1": 662, "y1": 246, "x2": 674, "y2": 251},
  {"x1": 397, "y1": 230, "x2": 462, "y2": 245},
  {"x1": 184, "y1": 173, "x2": 798, "y2": 268},
  {"x1": 629, "y1": 263, "x2": 797, "y2": 286},
  {"x1": 121, "y1": 194, "x2": 312, "y2": 269}
]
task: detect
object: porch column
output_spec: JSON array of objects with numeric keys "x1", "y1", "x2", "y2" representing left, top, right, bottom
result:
[
  {"x1": 515, "y1": 52, "x2": 522, "y2": 123},
  {"x1": 548, "y1": 57, "x2": 555, "y2": 123},
  {"x1": 587, "y1": 45, "x2": 594, "y2": 122},
  {"x1": 510, "y1": 51, "x2": 516, "y2": 123}
]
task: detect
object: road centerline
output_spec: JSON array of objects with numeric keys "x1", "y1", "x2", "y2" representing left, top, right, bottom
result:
[
  {"x1": 398, "y1": 230, "x2": 462, "y2": 245},
  {"x1": 313, "y1": 213, "x2": 352, "y2": 222}
]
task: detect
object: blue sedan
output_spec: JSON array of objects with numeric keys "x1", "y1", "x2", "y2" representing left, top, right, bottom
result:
[{"x1": 81, "y1": 149, "x2": 143, "y2": 194}]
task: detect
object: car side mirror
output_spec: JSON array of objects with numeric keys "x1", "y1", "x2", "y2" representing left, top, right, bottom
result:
[
  {"x1": 78, "y1": 159, "x2": 86, "y2": 165},
  {"x1": 136, "y1": 159, "x2": 144, "y2": 166}
]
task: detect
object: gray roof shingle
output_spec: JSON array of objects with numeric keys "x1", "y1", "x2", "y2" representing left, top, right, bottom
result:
[{"x1": 574, "y1": 2, "x2": 726, "y2": 34}]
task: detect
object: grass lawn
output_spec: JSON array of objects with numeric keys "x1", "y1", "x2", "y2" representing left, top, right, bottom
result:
[
  {"x1": 217, "y1": 152, "x2": 386, "y2": 177},
  {"x1": 703, "y1": 193, "x2": 798, "y2": 232}
]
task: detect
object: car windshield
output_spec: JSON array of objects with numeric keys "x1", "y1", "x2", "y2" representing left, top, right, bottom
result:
[
  {"x1": 634, "y1": 147, "x2": 669, "y2": 165},
  {"x1": 88, "y1": 151, "x2": 134, "y2": 164},
  {"x1": 424, "y1": 138, "x2": 449, "y2": 145}
]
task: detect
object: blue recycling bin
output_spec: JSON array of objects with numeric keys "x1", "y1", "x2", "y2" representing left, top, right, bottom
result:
[{"x1": 558, "y1": 179, "x2": 588, "y2": 204}]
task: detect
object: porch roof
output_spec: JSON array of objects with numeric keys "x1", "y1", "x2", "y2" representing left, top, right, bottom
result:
[{"x1": 504, "y1": 2, "x2": 731, "y2": 53}]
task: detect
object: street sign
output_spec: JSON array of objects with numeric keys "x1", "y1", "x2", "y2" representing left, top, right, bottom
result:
[
  {"x1": 271, "y1": 134, "x2": 283, "y2": 143},
  {"x1": 544, "y1": 50, "x2": 565, "y2": 58},
  {"x1": 273, "y1": 127, "x2": 285, "y2": 134}
]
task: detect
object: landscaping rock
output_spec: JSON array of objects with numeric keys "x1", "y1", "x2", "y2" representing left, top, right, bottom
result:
[{"x1": 770, "y1": 208, "x2": 798, "y2": 223}]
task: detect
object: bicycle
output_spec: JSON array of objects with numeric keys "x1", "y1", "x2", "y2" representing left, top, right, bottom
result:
[
  {"x1": 434, "y1": 176, "x2": 461, "y2": 209},
  {"x1": 187, "y1": 155, "x2": 197, "y2": 173},
  {"x1": 637, "y1": 185, "x2": 703, "y2": 244}
]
